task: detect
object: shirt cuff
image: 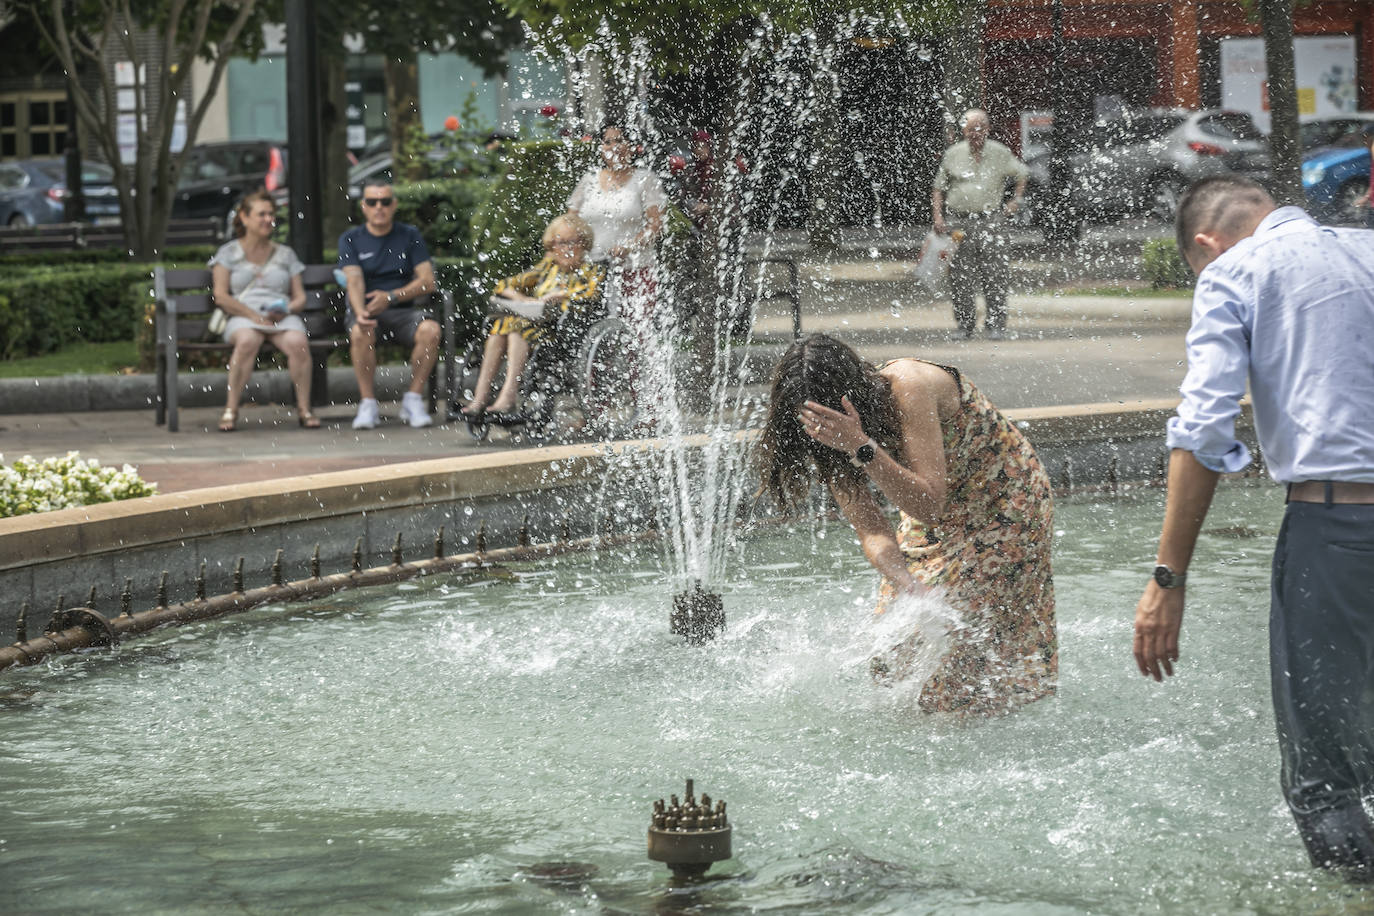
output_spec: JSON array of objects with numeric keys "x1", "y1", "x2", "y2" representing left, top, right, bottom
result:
[{"x1": 1166, "y1": 416, "x2": 1252, "y2": 473}]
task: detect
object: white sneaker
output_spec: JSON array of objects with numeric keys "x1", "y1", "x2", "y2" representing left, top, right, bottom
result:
[
  {"x1": 399, "y1": 393, "x2": 433, "y2": 428},
  {"x1": 352, "y1": 398, "x2": 380, "y2": 430}
]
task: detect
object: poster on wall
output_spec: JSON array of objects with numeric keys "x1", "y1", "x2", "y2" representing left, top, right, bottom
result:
[{"x1": 1220, "y1": 36, "x2": 1358, "y2": 132}]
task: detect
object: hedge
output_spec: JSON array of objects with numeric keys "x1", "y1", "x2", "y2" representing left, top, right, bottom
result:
[
  {"x1": 0, "y1": 262, "x2": 154, "y2": 361},
  {"x1": 0, "y1": 244, "x2": 216, "y2": 269},
  {"x1": 1142, "y1": 238, "x2": 1195, "y2": 290}
]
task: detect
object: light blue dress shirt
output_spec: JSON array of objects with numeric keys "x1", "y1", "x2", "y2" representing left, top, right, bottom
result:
[{"x1": 1167, "y1": 207, "x2": 1374, "y2": 483}]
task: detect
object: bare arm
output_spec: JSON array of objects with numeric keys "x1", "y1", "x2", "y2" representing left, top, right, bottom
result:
[
  {"x1": 931, "y1": 188, "x2": 946, "y2": 233},
  {"x1": 390, "y1": 260, "x2": 435, "y2": 305},
  {"x1": 342, "y1": 264, "x2": 370, "y2": 320},
  {"x1": 286, "y1": 272, "x2": 306, "y2": 313},
  {"x1": 1132, "y1": 449, "x2": 1220, "y2": 681},
  {"x1": 833, "y1": 482, "x2": 919, "y2": 592},
  {"x1": 798, "y1": 364, "x2": 950, "y2": 527}
]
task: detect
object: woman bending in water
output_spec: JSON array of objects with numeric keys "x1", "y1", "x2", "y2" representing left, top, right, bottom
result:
[{"x1": 757, "y1": 333, "x2": 1057, "y2": 714}]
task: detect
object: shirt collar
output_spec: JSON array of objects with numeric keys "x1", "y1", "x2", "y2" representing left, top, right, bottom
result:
[{"x1": 1255, "y1": 205, "x2": 1314, "y2": 236}]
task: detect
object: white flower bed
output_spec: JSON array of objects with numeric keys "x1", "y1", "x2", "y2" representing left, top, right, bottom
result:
[{"x1": 0, "y1": 452, "x2": 156, "y2": 518}]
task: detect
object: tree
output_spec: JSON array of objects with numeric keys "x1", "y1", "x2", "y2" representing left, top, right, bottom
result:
[{"x1": 27, "y1": 0, "x2": 275, "y2": 259}]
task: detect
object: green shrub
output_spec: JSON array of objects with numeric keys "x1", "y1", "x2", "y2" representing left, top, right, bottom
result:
[
  {"x1": 1142, "y1": 238, "x2": 1195, "y2": 290},
  {"x1": 0, "y1": 245, "x2": 216, "y2": 269},
  {"x1": 394, "y1": 178, "x2": 489, "y2": 259},
  {"x1": 468, "y1": 139, "x2": 599, "y2": 291},
  {"x1": 0, "y1": 262, "x2": 153, "y2": 360}
]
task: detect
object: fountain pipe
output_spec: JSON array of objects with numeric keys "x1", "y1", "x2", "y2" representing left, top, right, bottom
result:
[{"x1": 0, "y1": 529, "x2": 656, "y2": 675}]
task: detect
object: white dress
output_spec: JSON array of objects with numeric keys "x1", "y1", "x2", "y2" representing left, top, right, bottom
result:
[
  {"x1": 208, "y1": 240, "x2": 307, "y2": 340},
  {"x1": 566, "y1": 168, "x2": 667, "y2": 269}
]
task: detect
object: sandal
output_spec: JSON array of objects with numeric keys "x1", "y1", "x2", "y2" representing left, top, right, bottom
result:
[
  {"x1": 298, "y1": 411, "x2": 321, "y2": 429},
  {"x1": 218, "y1": 408, "x2": 238, "y2": 432}
]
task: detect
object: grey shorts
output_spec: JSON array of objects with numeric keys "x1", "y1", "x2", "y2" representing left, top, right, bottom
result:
[{"x1": 346, "y1": 305, "x2": 433, "y2": 349}]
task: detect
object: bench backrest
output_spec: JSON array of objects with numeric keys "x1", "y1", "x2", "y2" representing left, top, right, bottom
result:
[{"x1": 157, "y1": 265, "x2": 345, "y2": 342}]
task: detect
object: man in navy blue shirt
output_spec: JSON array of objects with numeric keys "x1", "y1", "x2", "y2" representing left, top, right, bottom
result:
[{"x1": 337, "y1": 180, "x2": 441, "y2": 429}]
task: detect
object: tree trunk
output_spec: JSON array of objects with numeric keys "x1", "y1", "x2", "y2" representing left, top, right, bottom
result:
[
  {"x1": 941, "y1": 0, "x2": 984, "y2": 135},
  {"x1": 1258, "y1": 0, "x2": 1302, "y2": 206},
  {"x1": 319, "y1": 54, "x2": 353, "y2": 243},
  {"x1": 384, "y1": 54, "x2": 424, "y2": 182}
]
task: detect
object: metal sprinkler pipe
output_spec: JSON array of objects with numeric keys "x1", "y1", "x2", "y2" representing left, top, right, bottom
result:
[
  {"x1": 647, "y1": 778, "x2": 732, "y2": 879},
  {"x1": 0, "y1": 528, "x2": 658, "y2": 675}
]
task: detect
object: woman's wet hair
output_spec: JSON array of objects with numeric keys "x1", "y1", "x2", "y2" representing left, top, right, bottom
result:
[
  {"x1": 599, "y1": 121, "x2": 638, "y2": 146},
  {"x1": 757, "y1": 333, "x2": 904, "y2": 511},
  {"x1": 232, "y1": 188, "x2": 277, "y2": 239}
]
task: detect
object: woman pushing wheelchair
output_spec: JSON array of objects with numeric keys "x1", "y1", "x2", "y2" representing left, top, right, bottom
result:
[{"x1": 459, "y1": 215, "x2": 605, "y2": 425}]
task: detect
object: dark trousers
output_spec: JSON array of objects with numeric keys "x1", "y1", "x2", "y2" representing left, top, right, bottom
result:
[
  {"x1": 1271, "y1": 500, "x2": 1374, "y2": 872},
  {"x1": 947, "y1": 211, "x2": 1011, "y2": 333}
]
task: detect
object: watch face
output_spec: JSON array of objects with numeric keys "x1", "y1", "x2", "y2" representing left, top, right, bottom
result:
[
  {"x1": 855, "y1": 443, "x2": 875, "y2": 464},
  {"x1": 1153, "y1": 565, "x2": 1182, "y2": 588}
]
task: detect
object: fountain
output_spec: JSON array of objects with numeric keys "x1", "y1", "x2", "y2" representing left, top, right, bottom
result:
[{"x1": 646, "y1": 779, "x2": 733, "y2": 878}]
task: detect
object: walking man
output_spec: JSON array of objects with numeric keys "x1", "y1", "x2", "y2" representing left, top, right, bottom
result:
[
  {"x1": 1133, "y1": 176, "x2": 1374, "y2": 880},
  {"x1": 338, "y1": 180, "x2": 441, "y2": 429},
  {"x1": 931, "y1": 109, "x2": 1028, "y2": 340}
]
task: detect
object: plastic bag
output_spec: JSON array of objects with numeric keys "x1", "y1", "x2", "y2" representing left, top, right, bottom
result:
[{"x1": 913, "y1": 230, "x2": 963, "y2": 290}]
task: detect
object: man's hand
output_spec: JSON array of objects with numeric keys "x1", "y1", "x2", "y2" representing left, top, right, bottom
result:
[
  {"x1": 932, "y1": 217, "x2": 948, "y2": 236},
  {"x1": 1003, "y1": 198, "x2": 1022, "y2": 216},
  {"x1": 362, "y1": 288, "x2": 392, "y2": 317},
  {"x1": 1133, "y1": 582, "x2": 1184, "y2": 681}
]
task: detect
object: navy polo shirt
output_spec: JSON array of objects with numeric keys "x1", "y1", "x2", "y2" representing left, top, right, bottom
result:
[{"x1": 337, "y1": 222, "x2": 431, "y2": 294}]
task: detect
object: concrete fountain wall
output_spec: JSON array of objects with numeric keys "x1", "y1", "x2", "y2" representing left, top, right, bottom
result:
[{"x1": 0, "y1": 399, "x2": 1256, "y2": 641}]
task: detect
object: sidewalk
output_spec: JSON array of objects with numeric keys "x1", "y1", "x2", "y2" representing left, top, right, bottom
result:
[{"x1": 2, "y1": 283, "x2": 1194, "y2": 494}]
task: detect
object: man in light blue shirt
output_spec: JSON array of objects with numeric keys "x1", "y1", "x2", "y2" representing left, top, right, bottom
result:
[{"x1": 1134, "y1": 175, "x2": 1374, "y2": 880}]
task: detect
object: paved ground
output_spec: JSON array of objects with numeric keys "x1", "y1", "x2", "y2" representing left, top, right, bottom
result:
[{"x1": 2, "y1": 272, "x2": 1194, "y2": 495}]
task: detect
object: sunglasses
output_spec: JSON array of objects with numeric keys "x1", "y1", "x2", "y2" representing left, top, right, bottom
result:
[
  {"x1": 547, "y1": 237, "x2": 585, "y2": 249},
  {"x1": 362, "y1": 197, "x2": 394, "y2": 208}
]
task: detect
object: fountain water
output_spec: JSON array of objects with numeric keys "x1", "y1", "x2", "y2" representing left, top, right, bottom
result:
[{"x1": 1, "y1": 485, "x2": 1342, "y2": 911}]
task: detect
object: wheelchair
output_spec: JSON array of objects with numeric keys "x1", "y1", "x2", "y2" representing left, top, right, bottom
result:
[{"x1": 452, "y1": 300, "x2": 641, "y2": 442}]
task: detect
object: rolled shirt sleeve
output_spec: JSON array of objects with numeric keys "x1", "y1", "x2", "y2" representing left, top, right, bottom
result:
[{"x1": 1166, "y1": 268, "x2": 1254, "y2": 473}]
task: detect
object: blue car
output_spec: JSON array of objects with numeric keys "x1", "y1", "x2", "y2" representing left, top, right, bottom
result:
[
  {"x1": 1302, "y1": 133, "x2": 1372, "y2": 225},
  {"x1": 0, "y1": 157, "x2": 121, "y2": 227}
]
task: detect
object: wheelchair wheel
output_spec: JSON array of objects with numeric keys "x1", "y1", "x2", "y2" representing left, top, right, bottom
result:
[
  {"x1": 453, "y1": 337, "x2": 499, "y2": 411},
  {"x1": 577, "y1": 317, "x2": 641, "y2": 437}
]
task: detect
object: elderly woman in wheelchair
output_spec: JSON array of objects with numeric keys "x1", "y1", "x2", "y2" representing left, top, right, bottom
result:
[{"x1": 459, "y1": 215, "x2": 605, "y2": 427}]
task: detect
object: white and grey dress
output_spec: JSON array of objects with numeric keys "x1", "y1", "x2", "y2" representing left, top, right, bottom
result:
[{"x1": 208, "y1": 240, "x2": 307, "y2": 341}]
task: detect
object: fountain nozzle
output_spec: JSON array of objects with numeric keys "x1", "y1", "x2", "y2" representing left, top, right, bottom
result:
[
  {"x1": 647, "y1": 778, "x2": 732, "y2": 879},
  {"x1": 671, "y1": 581, "x2": 724, "y2": 644}
]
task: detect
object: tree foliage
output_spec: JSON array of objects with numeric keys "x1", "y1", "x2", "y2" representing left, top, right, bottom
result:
[{"x1": 25, "y1": 0, "x2": 276, "y2": 258}]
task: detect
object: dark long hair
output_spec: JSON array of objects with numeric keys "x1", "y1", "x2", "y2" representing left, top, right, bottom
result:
[{"x1": 757, "y1": 333, "x2": 904, "y2": 511}]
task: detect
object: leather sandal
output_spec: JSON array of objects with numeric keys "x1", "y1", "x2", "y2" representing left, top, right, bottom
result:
[
  {"x1": 298, "y1": 411, "x2": 321, "y2": 429},
  {"x1": 218, "y1": 408, "x2": 238, "y2": 432}
]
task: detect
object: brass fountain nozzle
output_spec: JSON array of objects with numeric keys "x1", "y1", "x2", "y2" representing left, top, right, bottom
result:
[
  {"x1": 670, "y1": 581, "x2": 724, "y2": 644},
  {"x1": 647, "y1": 778, "x2": 732, "y2": 879}
]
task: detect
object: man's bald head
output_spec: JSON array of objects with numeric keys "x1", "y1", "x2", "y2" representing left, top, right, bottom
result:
[{"x1": 1175, "y1": 176, "x2": 1276, "y2": 269}]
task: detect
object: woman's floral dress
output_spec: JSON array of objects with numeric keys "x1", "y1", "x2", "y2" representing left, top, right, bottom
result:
[{"x1": 874, "y1": 360, "x2": 1058, "y2": 715}]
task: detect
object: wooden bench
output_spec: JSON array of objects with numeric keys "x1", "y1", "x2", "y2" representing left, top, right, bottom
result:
[
  {"x1": 0, "y1": 218, "x2": 222, "y2": 253},
  {"x1": 153, "y1": 265, "x2": 454, "y2": 432}
]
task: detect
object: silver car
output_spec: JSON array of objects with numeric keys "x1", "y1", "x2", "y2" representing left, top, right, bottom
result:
[{"x1": 1025, "y1": 108, "x2": 1270, "y2": 225}]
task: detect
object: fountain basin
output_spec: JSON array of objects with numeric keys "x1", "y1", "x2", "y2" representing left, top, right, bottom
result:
[{"x1": 0, "y1": 482, "x2": 1345, "y2": 913}]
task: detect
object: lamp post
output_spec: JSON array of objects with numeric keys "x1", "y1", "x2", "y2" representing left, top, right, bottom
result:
[
  {"x1": 285, "y1": 0, "x2": 323, "y2": 262},
  {"x1": 1043, "y1": 0, "x2": 1078, "y2": 242}
]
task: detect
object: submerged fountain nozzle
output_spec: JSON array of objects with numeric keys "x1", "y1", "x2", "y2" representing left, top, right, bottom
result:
[
  {"x1": 670, "y1": 582, "x2": 724, "y2": 644},
  {"x1": 647, "y1": 778, "x2": 731, "y2": 879}
]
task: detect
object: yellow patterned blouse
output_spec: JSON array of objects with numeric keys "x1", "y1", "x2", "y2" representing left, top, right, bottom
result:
[{"x1": 488, "y1": 257, "x2": 605, "y2": 343}]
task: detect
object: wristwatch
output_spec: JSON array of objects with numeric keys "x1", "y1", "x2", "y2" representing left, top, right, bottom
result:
[
  {"x1": 385, "y1": 291, "x2": 394, "y2": 305},
  {"x1": 1152, "y1": 564, "x2": 1187, "y2": 589},
  {"x1": 849, "y1": 439, "x2": 877, "y2": 469}
]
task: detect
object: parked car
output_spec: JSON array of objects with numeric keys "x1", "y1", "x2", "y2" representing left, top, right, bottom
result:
[
  {"x1": 1024, "y1": 108, "x2": 1270, "y2": 227},
  {"x1": 0, "y1": 158, "x2": 120, "y2": 227},
  {"x1": 172, "y1": 140, "x2": 287, "y2": 219},
  {"x1": 1302, "y1": 130, "x2": 1372, "y2": 225},
  {"x1": 1299, "y1": 113, "x2": 1374, "y2": 151}
]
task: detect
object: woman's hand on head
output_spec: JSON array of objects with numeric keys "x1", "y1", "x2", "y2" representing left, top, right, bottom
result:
[{"x1": 798, "y1": 395, "x2": 869, "y2": 454}]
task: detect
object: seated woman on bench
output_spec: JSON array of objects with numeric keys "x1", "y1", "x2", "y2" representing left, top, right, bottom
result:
[
  {"x1": 460, "y1": 215, "x2": 605, "y2": 425},
  {"x1": 210, "y1": 189, "x2": 318, "y2": 432}
]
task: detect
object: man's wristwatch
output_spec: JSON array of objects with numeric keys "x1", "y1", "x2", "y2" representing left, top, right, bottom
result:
[
  {"x1": 385, "y1": 291, "x2": 394, "y2": 305},
  {"x1": 1152, "y1": 564, "x2": 1187, "y2": 589},
  {"x1": 849, "y1": 439, "x2": 877, "y2": 469}
]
